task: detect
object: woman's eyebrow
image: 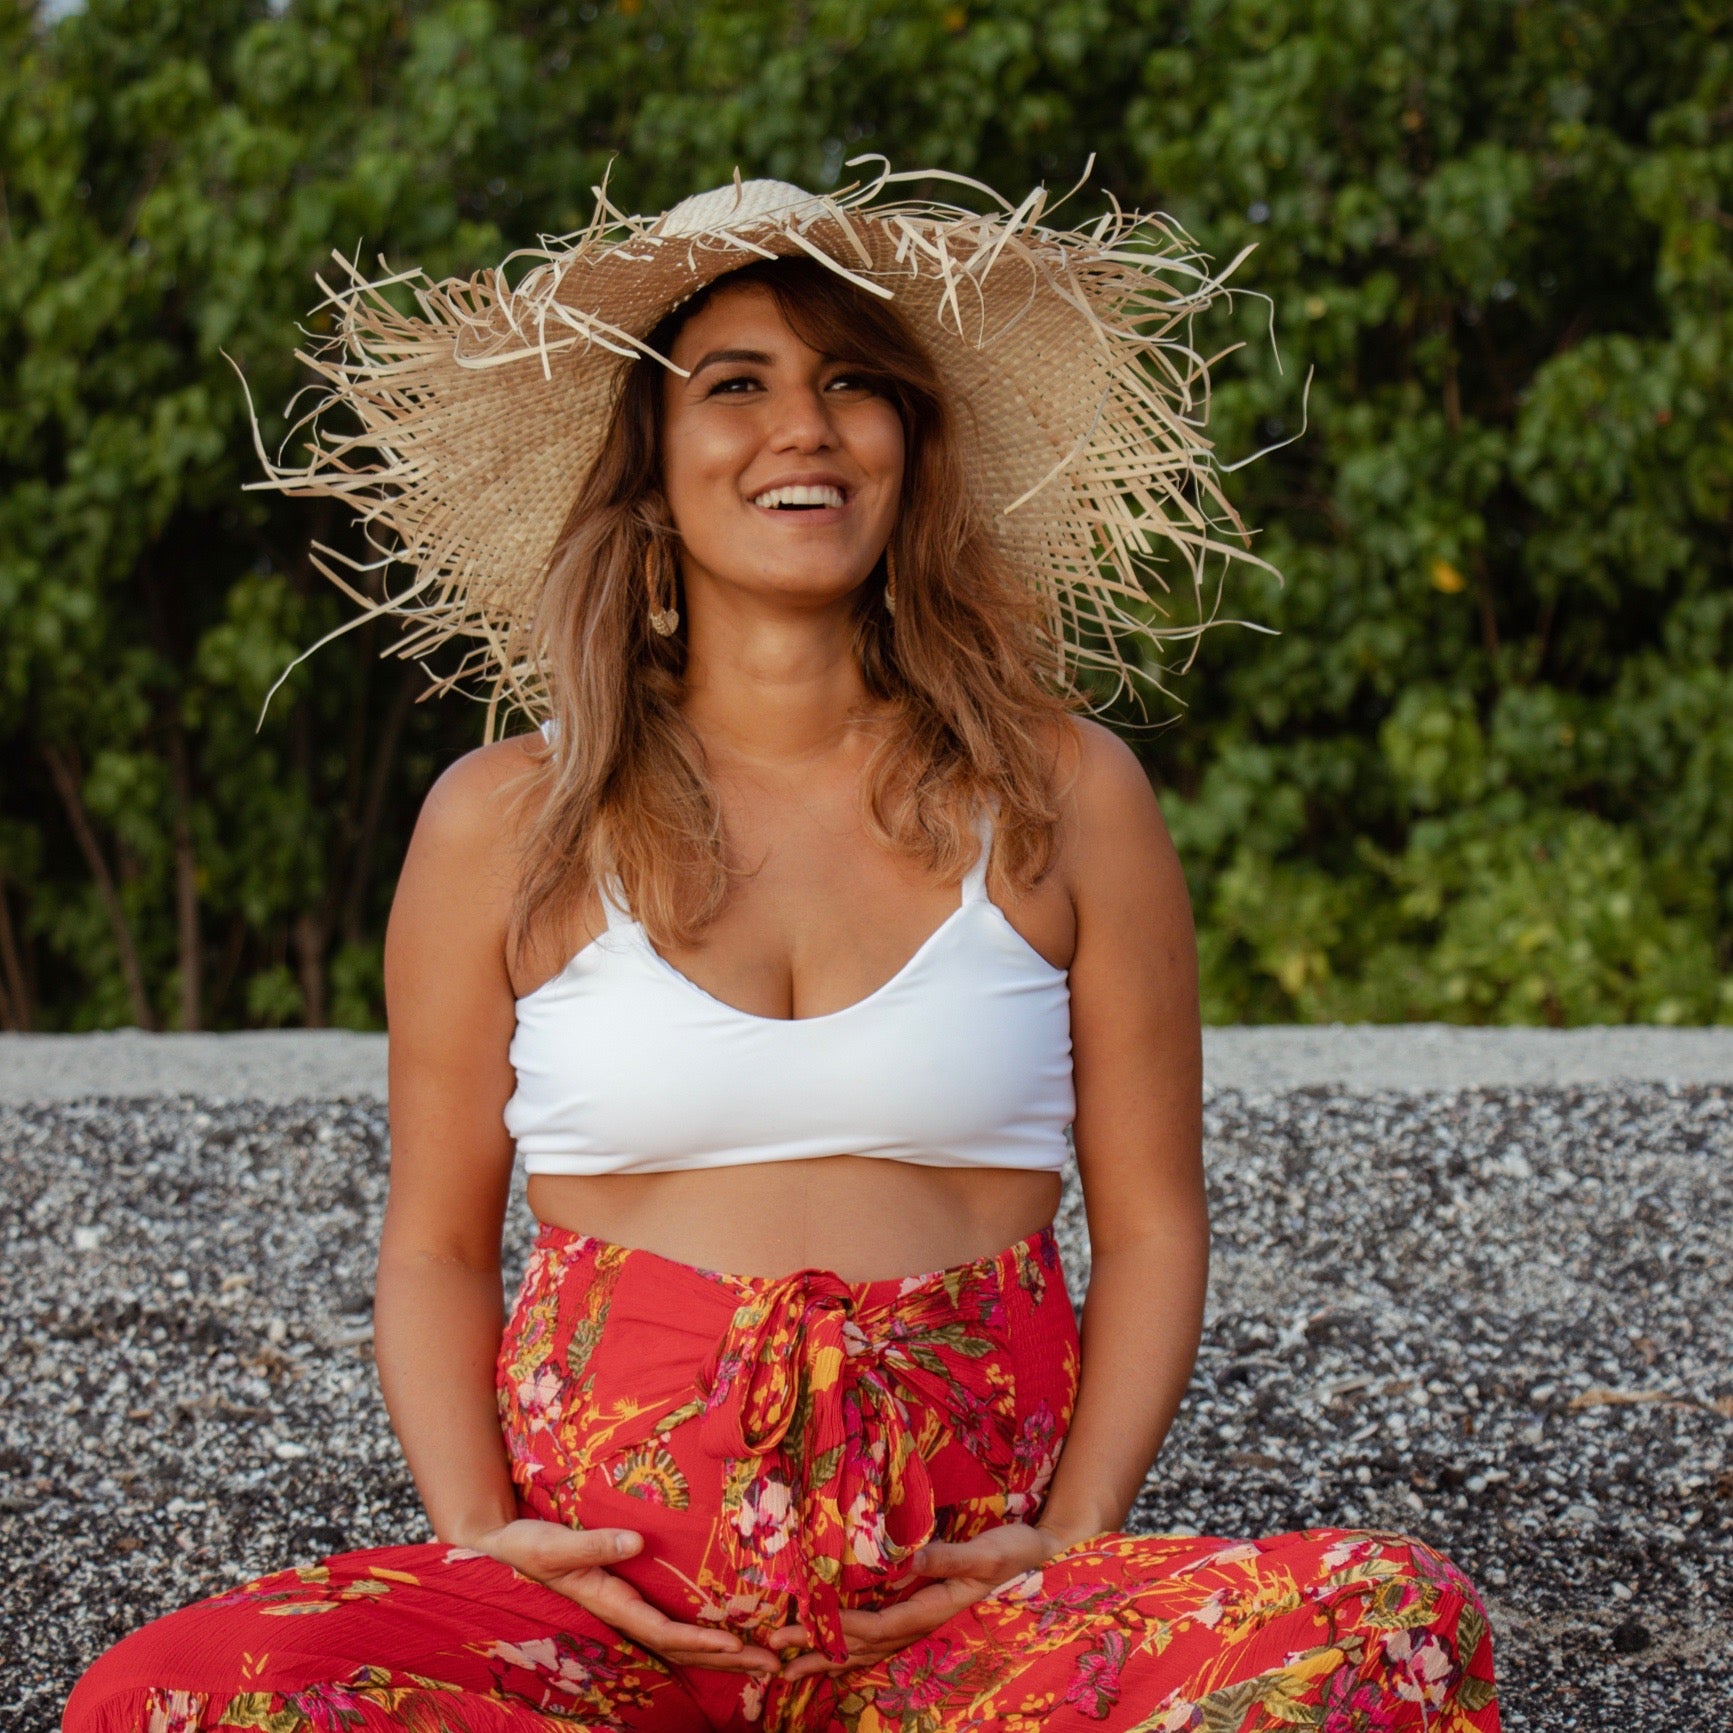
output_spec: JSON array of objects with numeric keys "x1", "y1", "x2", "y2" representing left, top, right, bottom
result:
[{"x1": 687, "y1": 347, "x2": 775, "y2": 378}]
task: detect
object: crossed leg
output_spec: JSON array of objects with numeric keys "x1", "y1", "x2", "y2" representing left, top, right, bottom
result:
[
  {"x1": 793, "y1": 1527, "x2": 1501, "y2": 1731},
  {"x1": 64, "y1": 1529, "x2": 1499, "y2": 1732},
  {"x1": 61, "y1": 1542, "x2": 722, "y2": 1733}
]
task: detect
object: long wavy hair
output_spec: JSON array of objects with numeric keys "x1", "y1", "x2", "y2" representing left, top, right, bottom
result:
[{"x1": 514, "y1": 255, "x2": 1078, "y2": 956}]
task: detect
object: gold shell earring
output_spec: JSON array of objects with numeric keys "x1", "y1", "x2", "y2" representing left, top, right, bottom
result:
[
  {"x1": 646, "y1": 540, "x2": 680, "y2": 637},
  {"x1": 883, "y1": 542, "x2": 899, "y2": 617}
]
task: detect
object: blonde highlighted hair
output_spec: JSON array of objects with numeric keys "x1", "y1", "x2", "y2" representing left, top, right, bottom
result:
[{"x1": 515, "y1": 256, "x2": 1077, "y2": 954}]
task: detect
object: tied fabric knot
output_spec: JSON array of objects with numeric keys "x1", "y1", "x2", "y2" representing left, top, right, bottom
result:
[{"x1": 693, "y1": 1266, "x2": 1016, "y2": 1663}]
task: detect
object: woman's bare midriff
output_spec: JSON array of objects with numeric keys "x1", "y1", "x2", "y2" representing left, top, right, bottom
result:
[{"x1": 527, "y1": 1155, "x2": 1063, "y2": 1283}]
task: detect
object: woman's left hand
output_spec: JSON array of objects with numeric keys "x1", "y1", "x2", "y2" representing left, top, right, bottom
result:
[{"x1": 768, "y1": 1522, "x2": 1083, "y2": 1681}]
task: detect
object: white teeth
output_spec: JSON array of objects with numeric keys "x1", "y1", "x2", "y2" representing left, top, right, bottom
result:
[{"x1": 752, "y1": 484, "x2": 845, "y2": 509}]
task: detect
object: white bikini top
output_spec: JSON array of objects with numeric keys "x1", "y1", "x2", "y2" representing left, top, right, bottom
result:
[{"x1": 505, "y1": 809, "x2": 1075, "y2": 1177}]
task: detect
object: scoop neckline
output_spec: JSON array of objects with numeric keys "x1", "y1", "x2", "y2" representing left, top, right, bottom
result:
[
  {"x1": 634, "y1": 899, "x2": 975, "y2": 1026},
  {"x1": 516, "y1": 893, "x2": 1066, "y2": 1016}
]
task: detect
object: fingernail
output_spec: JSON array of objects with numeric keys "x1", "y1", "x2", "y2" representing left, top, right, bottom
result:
[{"x1": 614, "y1": 1532, "x2": 640, "y2": 1558}]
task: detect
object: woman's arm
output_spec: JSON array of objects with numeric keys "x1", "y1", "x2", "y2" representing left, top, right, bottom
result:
[
  {"x1": 1036, "y1": 717, "x2": 1208, "y2": 1544},
  {"x1": 374, "y1": 740, "x2": 533, "y2": 1546},
  {"x1": 775, "y1": 718, "x2": 1206, "y2": 1680},
  {"x1": 374, "y1": 741, "x2": 782, "y2": 1677}
]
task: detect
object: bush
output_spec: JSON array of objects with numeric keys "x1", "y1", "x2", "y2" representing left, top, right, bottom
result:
[{"x1": 0, "y1": 0, "x2": 1727, "y2": 1029}]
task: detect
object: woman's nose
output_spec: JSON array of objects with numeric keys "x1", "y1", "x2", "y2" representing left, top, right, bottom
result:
[{"x1": 765, "y1": 384, "x2": 838, "y2": 453}]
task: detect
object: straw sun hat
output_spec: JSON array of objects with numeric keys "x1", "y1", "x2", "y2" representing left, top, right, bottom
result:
[{"x1": 247, "y1": 157, "x2": 1273, "y2": 721}]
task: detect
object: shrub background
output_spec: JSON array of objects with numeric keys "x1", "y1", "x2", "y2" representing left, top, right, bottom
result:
[{"x1": 1, "y1": 0, "x2": 1728, "y2": 1032}]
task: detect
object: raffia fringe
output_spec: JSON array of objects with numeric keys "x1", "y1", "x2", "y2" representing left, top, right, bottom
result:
[{"x1": 237, "y1": 156, "x2": 1284, "y2": 725}]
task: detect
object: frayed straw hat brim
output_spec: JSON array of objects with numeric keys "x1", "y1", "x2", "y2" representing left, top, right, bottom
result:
[{"x1": 243, "y1": 158, "x2": 1275, "y2": 719}]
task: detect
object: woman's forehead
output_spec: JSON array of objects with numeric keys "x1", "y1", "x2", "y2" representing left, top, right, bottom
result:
[{"x1": 667, "y1": 280, "x2": 822, "y2": 366}]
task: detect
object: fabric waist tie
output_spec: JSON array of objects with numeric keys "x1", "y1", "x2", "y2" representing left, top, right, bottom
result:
[{"x1": 693, "y1": 1266, "x2": 1015, "y2": 1663}]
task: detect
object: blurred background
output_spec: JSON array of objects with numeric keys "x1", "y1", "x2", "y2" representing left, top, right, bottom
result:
[{"x1": 0, "y1": 0, "x2": 1728, "y2": 1033}]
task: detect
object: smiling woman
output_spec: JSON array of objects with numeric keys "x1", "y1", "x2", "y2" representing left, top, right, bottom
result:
[
  {"x1": 65, "y1": 172, "x2": 1499, "y2": 1732},
  {"x1": 516, "y1": 253, "x2": 1068, "y2": 985},
  {"x1": 663, "y1": 282, "x2": 907, "y2": 613},
  {"x1": 507, "y1": 257, "x2": 1080, "y2": 1282}
]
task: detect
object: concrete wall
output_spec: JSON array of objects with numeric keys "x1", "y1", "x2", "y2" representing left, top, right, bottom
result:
[{"x1": 2, "y1": 1023, "x2": 1731, "y2": 1102}]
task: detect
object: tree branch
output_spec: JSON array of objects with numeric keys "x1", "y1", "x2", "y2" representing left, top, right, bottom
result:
[
  {"x1": 0, "y1": 873, "x2": 26, "y2": 1031},
  {"x1": 165, "y1": 720, "x2": 203, "y2": 1030},
  {"x1": 41, "y1": 745, "x2": 156, "y2": 1030}
]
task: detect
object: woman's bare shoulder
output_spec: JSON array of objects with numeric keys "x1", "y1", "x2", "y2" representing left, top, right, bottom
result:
[
  {"x1": 412, "y1": 733, "x2": 547, "y2": 859},
  {"x1": 1041, "y1": 714, "x2": 1187, "y2": 938},
  {"x1": 1051, "y1": 714, "x2": 1167, "y2": 839},
  {"x1": 390, "y1": 734, "x2": 547, "y2": 953}
]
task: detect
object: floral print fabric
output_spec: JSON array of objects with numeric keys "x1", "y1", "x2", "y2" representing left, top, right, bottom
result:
[
  {"x1": 65, "y1": 1225, "x2": 1499, "y2": 1732},
  {"x1": 497, "y1": 1225, "x2": 1076, "y2": 1672}
]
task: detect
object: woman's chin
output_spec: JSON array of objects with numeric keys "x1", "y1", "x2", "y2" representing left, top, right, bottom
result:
[{"x1": 695, "y1": 568, "x2": 878, "y2": 615}]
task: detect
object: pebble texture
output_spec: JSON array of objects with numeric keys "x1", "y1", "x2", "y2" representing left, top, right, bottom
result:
[{"x1": 2, "y1": 1087, "x2": 1728, "y2": 1729}]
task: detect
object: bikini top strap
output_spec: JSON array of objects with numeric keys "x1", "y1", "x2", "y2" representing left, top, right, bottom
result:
[
  {"x1": 960, "y1": 802, "x2": 998, "y2": 906},
  {"x1": 544, "y1": 717, "x2": 633, "y2": 931}
]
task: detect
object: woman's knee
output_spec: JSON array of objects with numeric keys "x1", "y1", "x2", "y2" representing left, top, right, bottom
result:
[
  {"x1": 1312, "y1": 1528, "x2": 1488, "y2": 1613},
  {"x1": 1297, "y1": 1526, "x2": 1497, "y2": 1696},
  {"x1": 61, "y1": 1609, "x2": 218, "y2": 1733}
]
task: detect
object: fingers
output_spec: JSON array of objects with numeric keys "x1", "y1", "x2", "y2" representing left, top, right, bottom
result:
[
  {"x1": 491, "y1": 1522, "x2": 782, "y2": 1676},
  {"x1": 907, "y1": 1538, "x2": 982, "y2": 1576},
  {"x1": 780, "y1": 1650, "x2": 854, "y2": 1681},
  {"x1": 772, "y1": 1570, "x2": 980, "y2": 1665},
  {"x1": 909, "y1": 1533, "x2": 1040, "y2": 1578},
  {"x1": 495, "y1": 1518, "x2": 643, "y2": 1579},
  {"x1": 765, "y1": 1622, "x2": 899, "y2": 1683},
  {"x1": 777, "y1": 1633, "x2": 911, "y2": 1681},
  {"x1": 635, "y1": 1605, "x2": 763, "y2": 1659},
  {"x1": 612, "y1": 1609, "x2": 779, "y2": 1675},
  {"x1": 668, "y1": 1644, "x2": 784, "y2": 1676},
  {"x1": 771, "y1": 1603, "x2": 980, "y2": 1682},
  {"x1": 583, "y1": 1575, "x2": 779, "y2": 1674},
  {"x1": 655, "y1": 1626, "x2": 783, "y2": 1675},
  {"x1": 766, "y1": 1624, "x2": 833, "y2": 1678},
  {"x1": 579, "y1": 1570, "x2": 734, "y2": 1648},
  {"x1": 838, "y1": 1583, "x2": 969, "y2": 1645}
]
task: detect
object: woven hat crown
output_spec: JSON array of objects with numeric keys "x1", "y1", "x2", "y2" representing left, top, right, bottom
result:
[
  {"x1": 658, "y1": 178, "x2": 826, "y2": 238},
  {"x1": 247, "y1": 160, "x2": 1274, "y2": 720}
]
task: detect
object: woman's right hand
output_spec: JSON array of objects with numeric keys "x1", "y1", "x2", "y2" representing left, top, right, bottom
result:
[{"x1": 466, "y1": 1518, "x2": 782, "y2": 1677}]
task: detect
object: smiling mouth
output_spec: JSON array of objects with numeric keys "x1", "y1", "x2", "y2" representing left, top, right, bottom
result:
[{"x1": 750, "y1": 484, "x2": 847, "y2": 511}]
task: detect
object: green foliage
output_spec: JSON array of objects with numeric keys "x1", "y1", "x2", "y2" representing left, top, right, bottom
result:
[
  {"x1": 1135, "y1": 1, "x2": 1733, "y2": 1024},
  {"x1": 0, "y1": 0, "x2": 1727, "y2": 1029}
]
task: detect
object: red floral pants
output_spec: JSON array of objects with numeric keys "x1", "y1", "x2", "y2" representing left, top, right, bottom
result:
[{"x1": 65, "y1": 1225, "x2": 1500, "y2": 1731}]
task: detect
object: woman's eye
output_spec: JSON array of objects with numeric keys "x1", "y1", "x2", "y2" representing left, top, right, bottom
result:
[
  {"x1": 707, "y1": 374, "x2": 761, "y2": 396},
  {"x1": 827, "y1": 372, "x2": 877, "y2": 393}
]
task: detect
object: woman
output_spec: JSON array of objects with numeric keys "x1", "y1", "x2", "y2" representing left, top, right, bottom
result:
[{"x1": 67, "y1": 170, "x2": 1498, "y2": 1732}]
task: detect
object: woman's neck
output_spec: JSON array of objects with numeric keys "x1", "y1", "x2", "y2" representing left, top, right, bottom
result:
[{"x1": 680, "y1": 602, "x2": 882, "y2": 773}]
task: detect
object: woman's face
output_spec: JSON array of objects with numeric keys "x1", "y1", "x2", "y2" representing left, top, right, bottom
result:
[{"x1": 659, "y1": 282, "x2": 905, "y2": 615}]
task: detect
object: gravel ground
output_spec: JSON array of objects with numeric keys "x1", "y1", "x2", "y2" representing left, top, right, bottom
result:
[{"x1": 2, "y1": 1086, "x2": 1729, "y2": 1729}]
